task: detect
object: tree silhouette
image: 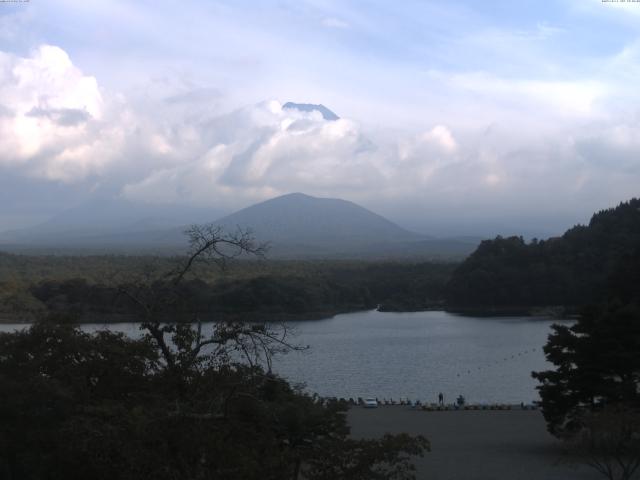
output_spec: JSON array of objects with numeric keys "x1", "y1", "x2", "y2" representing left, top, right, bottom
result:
[{"x1": 0, "y1": 224, "x2": 430, "y2": 480}]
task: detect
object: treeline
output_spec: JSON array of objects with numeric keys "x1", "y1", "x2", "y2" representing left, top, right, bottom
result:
[
  {"x1": 0, "y1": 260, "x2": 455, "y2": 323},
  {"x1": 446, "y1": 198, "x2": 640, "y2": 311}
]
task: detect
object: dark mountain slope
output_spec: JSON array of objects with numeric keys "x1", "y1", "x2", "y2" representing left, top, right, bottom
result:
[
  {"x1": 214, "y1": 192, "x2": 422, "y2": 248},
  {"x1": 211, "y1": 193, "x2": 479, "y2": 259}
]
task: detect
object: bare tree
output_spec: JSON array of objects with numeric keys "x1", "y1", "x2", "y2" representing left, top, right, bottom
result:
[
  {"x1": 568, "y1": 405, "x2": 640, "y2": 480},
  {"x1": 117, "y1": 224, "x2": 301, "y2": 373}
]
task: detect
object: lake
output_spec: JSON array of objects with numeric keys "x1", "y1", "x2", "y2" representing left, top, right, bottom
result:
[{"x1": 0, "y1": 310, "x2": 565, "y2": 404}]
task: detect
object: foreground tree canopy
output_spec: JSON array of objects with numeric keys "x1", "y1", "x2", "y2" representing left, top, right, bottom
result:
[
  {"x1": 533, "y1": 302, "x2": 640, "y2": 435},
  {"x1": 0, "y1": 322, "x2": 429, "y2": 480},
  {"x1": 0, "y1": 225, "x2": 429, "y2": 480},
  {"x1": 533, "y1": 247, "x2": 640, "y2": 479}
]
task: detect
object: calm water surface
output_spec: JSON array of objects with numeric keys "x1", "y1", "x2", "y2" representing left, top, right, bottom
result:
[
  {"x1": 273, "y1": 310, "x2": 563, "y2": 404},
  {"x1": 0, "y1": 310, "x2": 566, "y2": 404}
]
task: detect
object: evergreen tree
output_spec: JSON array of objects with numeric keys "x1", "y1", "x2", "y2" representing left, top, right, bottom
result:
[{"x1": 532, "y1": 248, "x2": 640, "y2": 436}]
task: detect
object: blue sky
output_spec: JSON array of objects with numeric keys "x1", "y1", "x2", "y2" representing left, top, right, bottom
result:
[{"x1": 0, "y1": 0, "x2": 639, "y2": 235}]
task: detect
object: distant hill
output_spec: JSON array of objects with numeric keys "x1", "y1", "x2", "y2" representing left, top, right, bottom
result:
[
  {"x1": 282, "y1": 102, "x2": 339, "y2": 120},
  {"x1": 0, "y1": 192, "x2": 480, "y2": 259},
  {"x1": 446, "y1": 198, "x2": 640, "y2": 310},
  {"x1": 215, "y1": 192, "x2": 420, "y2": 245},
  {"x1": 0, "y1": 198, "x2": 224, "y2": 253},
  {"x1": 212, "y1": 193, "x2": 478, "y2": 259}
]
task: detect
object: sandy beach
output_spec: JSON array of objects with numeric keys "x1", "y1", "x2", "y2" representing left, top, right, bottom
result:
[{"x1": 349, "y1": 406, "x2": 602, "y2": 480}]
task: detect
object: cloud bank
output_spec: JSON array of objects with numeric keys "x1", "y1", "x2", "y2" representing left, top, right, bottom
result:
[
  {"x1": 0, "y1": 39, "x2": 639, "y2": 236},
  {"x1": 0, "y1": 46, "x2": 123, "y2": 181}
]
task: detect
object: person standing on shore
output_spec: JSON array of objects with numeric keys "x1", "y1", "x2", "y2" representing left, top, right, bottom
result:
[{"x1": 438, "y1": 392, "x2": 444, "y2": 405}]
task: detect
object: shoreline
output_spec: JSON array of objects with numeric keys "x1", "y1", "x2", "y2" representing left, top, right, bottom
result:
[
  {"x1": 444, "y1": 304, "x2": 580, "y2": 319},
  {"x1": 0, "y1": 304, "x2": 579, "y2": 325},
  {"x1": 0, "y1": 307, "x2": 371, "y2": 325}
]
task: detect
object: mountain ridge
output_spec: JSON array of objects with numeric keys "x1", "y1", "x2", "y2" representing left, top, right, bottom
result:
[
  {"x1": 214, "y1": 192, "x2": 424, "y2": 245},
  {"x1": 0, "y1": 193, "x2": 480, "y2": 258}
]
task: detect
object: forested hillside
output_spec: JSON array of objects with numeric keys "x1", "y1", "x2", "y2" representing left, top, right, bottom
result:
[
  {"x1": 0, "y1": 257, "x2": 454, "y2": 323},
  {"x1": 446, "y1": 198, "x2": 640, "y2": 310}
]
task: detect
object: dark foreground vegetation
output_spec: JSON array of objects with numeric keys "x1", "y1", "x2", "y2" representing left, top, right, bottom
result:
[
  {"x1": 0, "y1": 323, "x2": 428, "y2": 480},
  {"x1": 0, "y1": 321, "x2": 429, "y2": 480},
  {"x1": 0, "y1": 226, "x2": 429, "y2": 480},
  {"x1": 532, "y1": 243, "x2": 640, "y2": 479}
]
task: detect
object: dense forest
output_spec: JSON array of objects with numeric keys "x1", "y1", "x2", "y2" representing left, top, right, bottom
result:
[
  {"x1": 446, "y1": 198, "x2": 640, "y2": 312},
  {"x1": 0, "y1": 256, "x2": 454, "y2": 323}
]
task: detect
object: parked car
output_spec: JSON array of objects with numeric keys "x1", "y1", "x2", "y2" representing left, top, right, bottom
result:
[{"x1": 363, "y1": 397, "x2": 378, "y2": 408}]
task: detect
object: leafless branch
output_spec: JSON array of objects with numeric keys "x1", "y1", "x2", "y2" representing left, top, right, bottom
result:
[
  {"x1": 569, "y1": 404, "x2": 640, "y2": 480},
  {"x1": 111, "y1": 223, "x2": 307, "y2": 376}
]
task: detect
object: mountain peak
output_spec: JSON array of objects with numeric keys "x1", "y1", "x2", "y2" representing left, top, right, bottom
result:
[
  {"x1": 208, "y1": 192, "x2": 431, "y2": 260},
  {"x1": 278, "y1": 192, "x2": 312, "y2": 199},
  {"x1": 282, "y1": 102, "x2": 339, "y2": 121},
  {"x1": 270, "y1": 192, "x2": 321, "y2": 202}
]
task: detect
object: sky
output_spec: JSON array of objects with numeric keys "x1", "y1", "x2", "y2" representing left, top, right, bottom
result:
[{"x1": 1, "y1": 0, "x2": 639, "y2": 237}]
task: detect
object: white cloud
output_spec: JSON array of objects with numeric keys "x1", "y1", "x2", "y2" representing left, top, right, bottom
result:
[
  {"x1": 322, "y1": 17, "x2": 349, "y2": 29},
  {"x1": 533, "y1": 22, "x2": 565, "y2": 40},
  {"x1": 2, "y1": 42, "x2": 640, "y2": 234},
  {"x1": 122, "y1": 100, "x2": 386, "y2": 207},
  {"x1": 0, "y1": 45, "x2": 206, "y2": 183},
  {"x1": 445, "y1": 71, "x2": 607, "y2": 118},
  {"x1": 420, "y1": 125, "x2": 457, "y2": 153},
  {"x1": 0, "y1": 45, "x2": 123, "y2": 181}
]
